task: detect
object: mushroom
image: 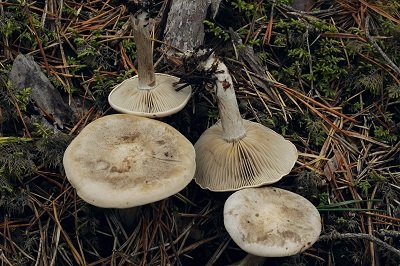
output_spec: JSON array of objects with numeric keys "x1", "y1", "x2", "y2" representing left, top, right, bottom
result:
[
  {"x1": 108, "y1": 11, "x2": 192, "y2": 118},
  {"x1": 194, "y1": 55, "x2": 297, "y2": 191},
  {"x1": 224, "y1": 186, "x2": 322, "y2": 265},
  {"x1": 63, "y1": 114, "x2": 196, "y2": 212}
]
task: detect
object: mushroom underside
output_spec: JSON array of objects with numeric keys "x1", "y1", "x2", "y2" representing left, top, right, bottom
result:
[
  {"x1": 108, "y1": 73, "x2": 192, "y2": 117},
  {"x1": 194, "y1": 120, "x2": 298, "y2": 191}
]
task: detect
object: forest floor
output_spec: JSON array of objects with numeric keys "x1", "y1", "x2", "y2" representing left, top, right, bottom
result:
[{"x1": 1, "y1": 0, "x2": 400, "y2": 265}]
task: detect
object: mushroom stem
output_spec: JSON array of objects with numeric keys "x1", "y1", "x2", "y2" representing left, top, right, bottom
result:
[
  {"x1": 233, "y1": 254, "x2": 266, "y2": 266},
  {"x1": 131, "y1": 12, "x2": 156, "y2": 90},
  {"x1": 204, "y1": 55, "x2": 246, "y2": 142}
]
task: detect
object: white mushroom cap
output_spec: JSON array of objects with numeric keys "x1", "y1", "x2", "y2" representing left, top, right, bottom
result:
[
  {"x1": 108, "y1": 73, "x2": 192, "y2": 118},
  {"x1": 63, "y1": 114, "x2": 196, "y2": 208},
  {"x1": 194, "y1": 120, "x2": 298, "y2": 191},
  {"x1": 224, "y1": 187, "x2": 322, "y2": 257}
]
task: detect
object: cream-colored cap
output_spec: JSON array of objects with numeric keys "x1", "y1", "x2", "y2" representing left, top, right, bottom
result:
[
  {"x1": 108, "y1": 73, "x2": 191, "y2": 118},
  {"x1": 224, "y1": 187, "x2": 321, "y2": 257},
  {"x1": 194, "y1": 120, "x2": 298, "y2": 191},
  {"x1": 63, "y1": 114, "x2": 196, "y2": 208}
]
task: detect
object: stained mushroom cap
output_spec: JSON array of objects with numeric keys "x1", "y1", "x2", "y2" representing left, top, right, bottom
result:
[
  {"x1": 224, "y1": 187, "x2": 322, "y2": 257},
  {"x1": 194, "y1": 120, "x2": 298, "y2": 191},
  {"x1": 108, "y1": 73, "x2": 191, "y2": 118},
  {"x1": 63, "y1": 114, "x2": 196, "y2": 208}
]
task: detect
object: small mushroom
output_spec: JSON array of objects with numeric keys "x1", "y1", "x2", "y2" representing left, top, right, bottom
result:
[
  {"x1": 108, "y1": 11, "x2": 192, "y2": 118},
  {"x1": 194, "y1": 55, "x2": 297, "y2": 191},
  {"x1": 63, "y1": 114, "x2": 196, "y2": 209},
  {"x1": 224, "y1": 187, "x2": 322, "y2": 264}
]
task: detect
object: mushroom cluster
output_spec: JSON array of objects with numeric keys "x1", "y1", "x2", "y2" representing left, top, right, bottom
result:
[
  {"x1": 62, "y1": 9, "x2": 321, "y2": 263},
  {"x1": 196, "y1": 54, "x2": 321, "y2": 264}
]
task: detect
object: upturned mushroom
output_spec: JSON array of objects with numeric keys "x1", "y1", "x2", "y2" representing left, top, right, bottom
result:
[
  {"x1": 63, "y1": 114, "x2": 196, "y2": 210},
  {"x1": 224, "y1": 186, "x2": 322, "y2": 265},
  {"x1": 194, "y1": 55, "x2": 298, "y2": 191},
  {"x1": 108, "y1": 11, "x2": 192, "y2": 118}
]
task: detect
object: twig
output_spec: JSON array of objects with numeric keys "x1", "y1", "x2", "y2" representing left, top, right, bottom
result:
[
  {"x1": 52, "y1": 202, "x2": 84, "y2": 265},
  {"x1": 206, "y1": 236, "x2": 231, "y2": 266},
  {"x1": 280, "y1": 3, "x2": 340, "y2": 16},
  {"x1": 305, "y1": 26, "x2": 314, "y2": 92},
  {"x1": 367, "y1": 184, "x2": 380, "y2": 265},
  {"x1": 0, "y1": 249, "x2": 14, "y2": 266},
  {"x1": 0, "y1": 0, "x2": 12, "y2": 60},
  {"x1": 365, "y1": 15, "x2": 400, "y2": 76},
  {"x1": 12, "y1": 97, "x2": 32, "y2": 138},
  {"x1": 25, "y1": 7, "x2": 50, "y2": 74},
  {"x1": 378, "y1": 229, "x2": 400, "y2": 238},
  {"x1": 319, "y1": 232, "x2": 400, "y2": 257},
  {"x1": 263, "y1": 0, "x2": 274, "y2": 44},
  {"x1": 49, "y1": 226, "x2": 61, "y2": 266}
]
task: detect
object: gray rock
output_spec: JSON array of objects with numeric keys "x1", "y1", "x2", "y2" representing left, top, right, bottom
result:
[{"x1": 9, "y1": 54, "x2": 73, "y2": 128}]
